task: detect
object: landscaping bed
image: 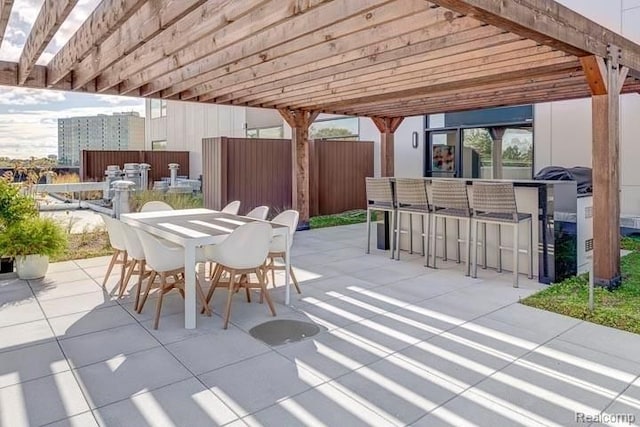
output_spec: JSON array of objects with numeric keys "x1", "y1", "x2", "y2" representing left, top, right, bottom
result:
[{"x1": 521, "y1": 236, "x2": 640, "y2": 334}]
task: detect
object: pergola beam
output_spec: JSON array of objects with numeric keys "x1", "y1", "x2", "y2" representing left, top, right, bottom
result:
[
  {"x1": 18, "y1": 0, "x2": 77, "y2": 85},
  {"x1": 46, "y1": 0, "x2": 148, "y2": 86},
  {"x1": 0, "y1": 0, "x2": 14, "y2": 47}
]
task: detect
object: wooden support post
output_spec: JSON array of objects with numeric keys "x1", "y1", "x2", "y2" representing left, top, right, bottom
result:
[
  {"x1": 278, "y1": 108, "x2": 319, "y2": 228},
  {"x1": 371, "y1": 117, "x2": 404, "y2": 177},
  {"x1": 580, "y1": 50, "x2": 628, "y2": 287}
]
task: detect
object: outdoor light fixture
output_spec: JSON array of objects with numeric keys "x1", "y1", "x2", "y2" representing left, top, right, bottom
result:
[{"x1": 412, "y1": 131, "x2": 419, "y2": 149}]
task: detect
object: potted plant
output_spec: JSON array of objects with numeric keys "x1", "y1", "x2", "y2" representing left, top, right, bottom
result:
[
  {"x1": 0, "y1": 217, "x2": 67, "y2": 279},
  {"x1": 0, "y1": 176, "x2": 38, "y2": 274}
]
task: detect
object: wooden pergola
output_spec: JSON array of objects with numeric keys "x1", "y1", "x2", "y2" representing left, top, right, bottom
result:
[{"x1": 1, "y1": 0, "x2": 639, "y2": 286}]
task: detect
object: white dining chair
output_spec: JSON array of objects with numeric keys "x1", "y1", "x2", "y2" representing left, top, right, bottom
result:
[
  {"x1": 140, "y1": 201, "x2": 174, "y2": 212},
  {"x1": 264, "y1": 210, "x2": 301, "y2": 294},
  {"x1": 245, "y1": 206, "x2": 269, "y2": 220},
  {"x1": 204, "y1": 222, "x2": 274, "y2": 329},
  {"x1": 221, "y1": 200, "x2": 241, "y2": 215},
  {"x1": 135, "y1": 229, "x2": 211, "y2": 329},
  {"x1": 99, "y1": 213, "x2": 129, "y2": 291},
  {"x1": 119, "y1": 222, "x2": 152, "y2": 310}
]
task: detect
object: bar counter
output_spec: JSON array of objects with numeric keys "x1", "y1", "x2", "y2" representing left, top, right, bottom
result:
[{"x1": 385, "y1": 178, "x2": 592, "y2": 284}]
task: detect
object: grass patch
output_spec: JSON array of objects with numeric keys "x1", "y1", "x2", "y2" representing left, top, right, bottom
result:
[
  {"x1": 50, "y1": 231, "x2": 113, "y2": 263},
  {"x1": 521, "y1": 250, "x2": 640, "y2": 334},
  {"x1": 310, "y1": 210, "x2": 375, "y2": 229},
  {"x1": 621, "y1": 235, "x2": 640, "y2": 251}
]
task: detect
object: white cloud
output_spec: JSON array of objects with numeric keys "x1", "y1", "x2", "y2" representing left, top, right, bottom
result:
[{"x1": 0, "y1": 87, "x2": 66, "y2": 105}]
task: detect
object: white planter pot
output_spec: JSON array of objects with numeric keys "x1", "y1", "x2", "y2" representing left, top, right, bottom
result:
[{"x1": 15, "y1": 255, "x2": 49, "y2": 280}]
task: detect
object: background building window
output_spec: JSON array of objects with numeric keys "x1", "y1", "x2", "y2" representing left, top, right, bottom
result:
[
  {"x1": 246, "y1": 126, "x2": 283, "y2": 138},
  {"x1": 152, "y1": 140, "x2": 167, "y2": 150},
  {"x1": 151, "y1": 100, "x2": 167, "y2": 119},
  {"x1": 310, "y1": 117, "x2": 359, "y2": 140}
]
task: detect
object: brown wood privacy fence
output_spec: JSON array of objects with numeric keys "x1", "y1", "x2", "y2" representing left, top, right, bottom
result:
[
  {"x1": 202, "y1": 137, "x2": 373, "y2": 216},
  {"x1": 80, "y1": 150, "x2": 190, "y2": 184}
]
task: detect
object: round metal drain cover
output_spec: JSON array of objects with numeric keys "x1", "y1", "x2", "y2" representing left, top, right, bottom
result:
[{"x1": 249, "y1": 319, "x2": 322, "y2": 346}]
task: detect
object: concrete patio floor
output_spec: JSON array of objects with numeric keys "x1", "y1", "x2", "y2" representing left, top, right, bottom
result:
[{"x1": 1, "y1": 222, "x2": 640, "y2": 426}]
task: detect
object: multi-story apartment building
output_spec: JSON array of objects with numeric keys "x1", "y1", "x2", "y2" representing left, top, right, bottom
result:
[
  {"x1": 145, "y1": 0, "x2": 640, "y2": 215},
  {"x1": 58, "y1": 112, "x2": 145, "y2": 166}
]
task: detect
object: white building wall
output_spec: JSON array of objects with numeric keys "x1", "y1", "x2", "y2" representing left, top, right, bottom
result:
[{"x1": 534, "y1": 0, "x2": 640, "y2": 215}]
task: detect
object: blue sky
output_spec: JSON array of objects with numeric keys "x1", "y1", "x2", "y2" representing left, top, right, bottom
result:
[{"x1": 0, "y1": 0, "x2": 145, "y2": 159}]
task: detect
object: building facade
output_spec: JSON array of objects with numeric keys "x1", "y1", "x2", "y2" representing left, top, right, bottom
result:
[
  {"x1": 58, "y1": 112, "x2": 145, "y2": 166},
  {"x1": 146, "y1": 0, "x2": 640, "y2": 214}
]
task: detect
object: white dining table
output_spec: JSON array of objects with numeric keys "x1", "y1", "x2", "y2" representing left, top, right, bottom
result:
[{"x1": 120, "y1": 208, "x2": 291, "y2": 329}]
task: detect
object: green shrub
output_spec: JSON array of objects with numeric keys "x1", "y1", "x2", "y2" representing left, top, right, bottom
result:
[
  {"x1": 0, "y1": 217, "x2": 67, "y2": 257},
  {"x1": 0, "y1": 177, "x2": 37, "y2": 228}
]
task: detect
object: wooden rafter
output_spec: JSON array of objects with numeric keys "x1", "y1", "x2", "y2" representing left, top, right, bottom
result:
[
  {"x1": 46, "y1": 0, "x2": 148, "y2": 86},
  {"x1": 430, "y1": 0, "x2": 640, "y2": 75},
  {"x1": 0, "y1": 0, "x2": 13, "y2": 48},
  {"x1": 214, "y1": 19, "x2": 500, "y2": 105},
  {"x1": 0, "y1": 0, "x2": 636, "y2": 118},
  {"x1": 18, "y1": 0, "x2": 77, "y2": 85},
  {"x1": 156, "y1": 0, "x2": 436, "y2": 100},
  {"x1": 68, "y1": 0, "x2": 206, "y2": 90},
  {"x1": 262, "y1": 43, "x2": 563, "y2": 108}
]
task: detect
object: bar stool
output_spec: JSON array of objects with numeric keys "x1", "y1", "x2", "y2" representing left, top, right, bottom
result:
[
  {"x1": 470, "y1": 181, "x2": 533, "y2": 287},
  {"x1": 430, "y1": 180, "x2": 473, "y2": 275},
  {"x1": 365, "y1": 177, "x2": 396, "y2": 259},
  {"x1": 394, "y1": 178, "x2": 430, "y2": 266}
]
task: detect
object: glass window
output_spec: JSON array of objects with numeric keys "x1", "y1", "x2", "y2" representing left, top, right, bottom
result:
[
  {"x1": 462, "y1": 126, "x2": 532, "y2": 179},
  {"x1": 151, "y1": 99, "x2": 167, "y2": 119},
  {"x1": 246, "y1": 126, "x2": 283, "y2": 138},
  {"x1": 310, "y1": 117, "x2": 358, "y2": 140},
  {"x1": 428, "y1": 114, "x2": 445, "y2": 129},
  {"x1": 152, "y1": 140, "x2": 167, "y2": 150}
]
